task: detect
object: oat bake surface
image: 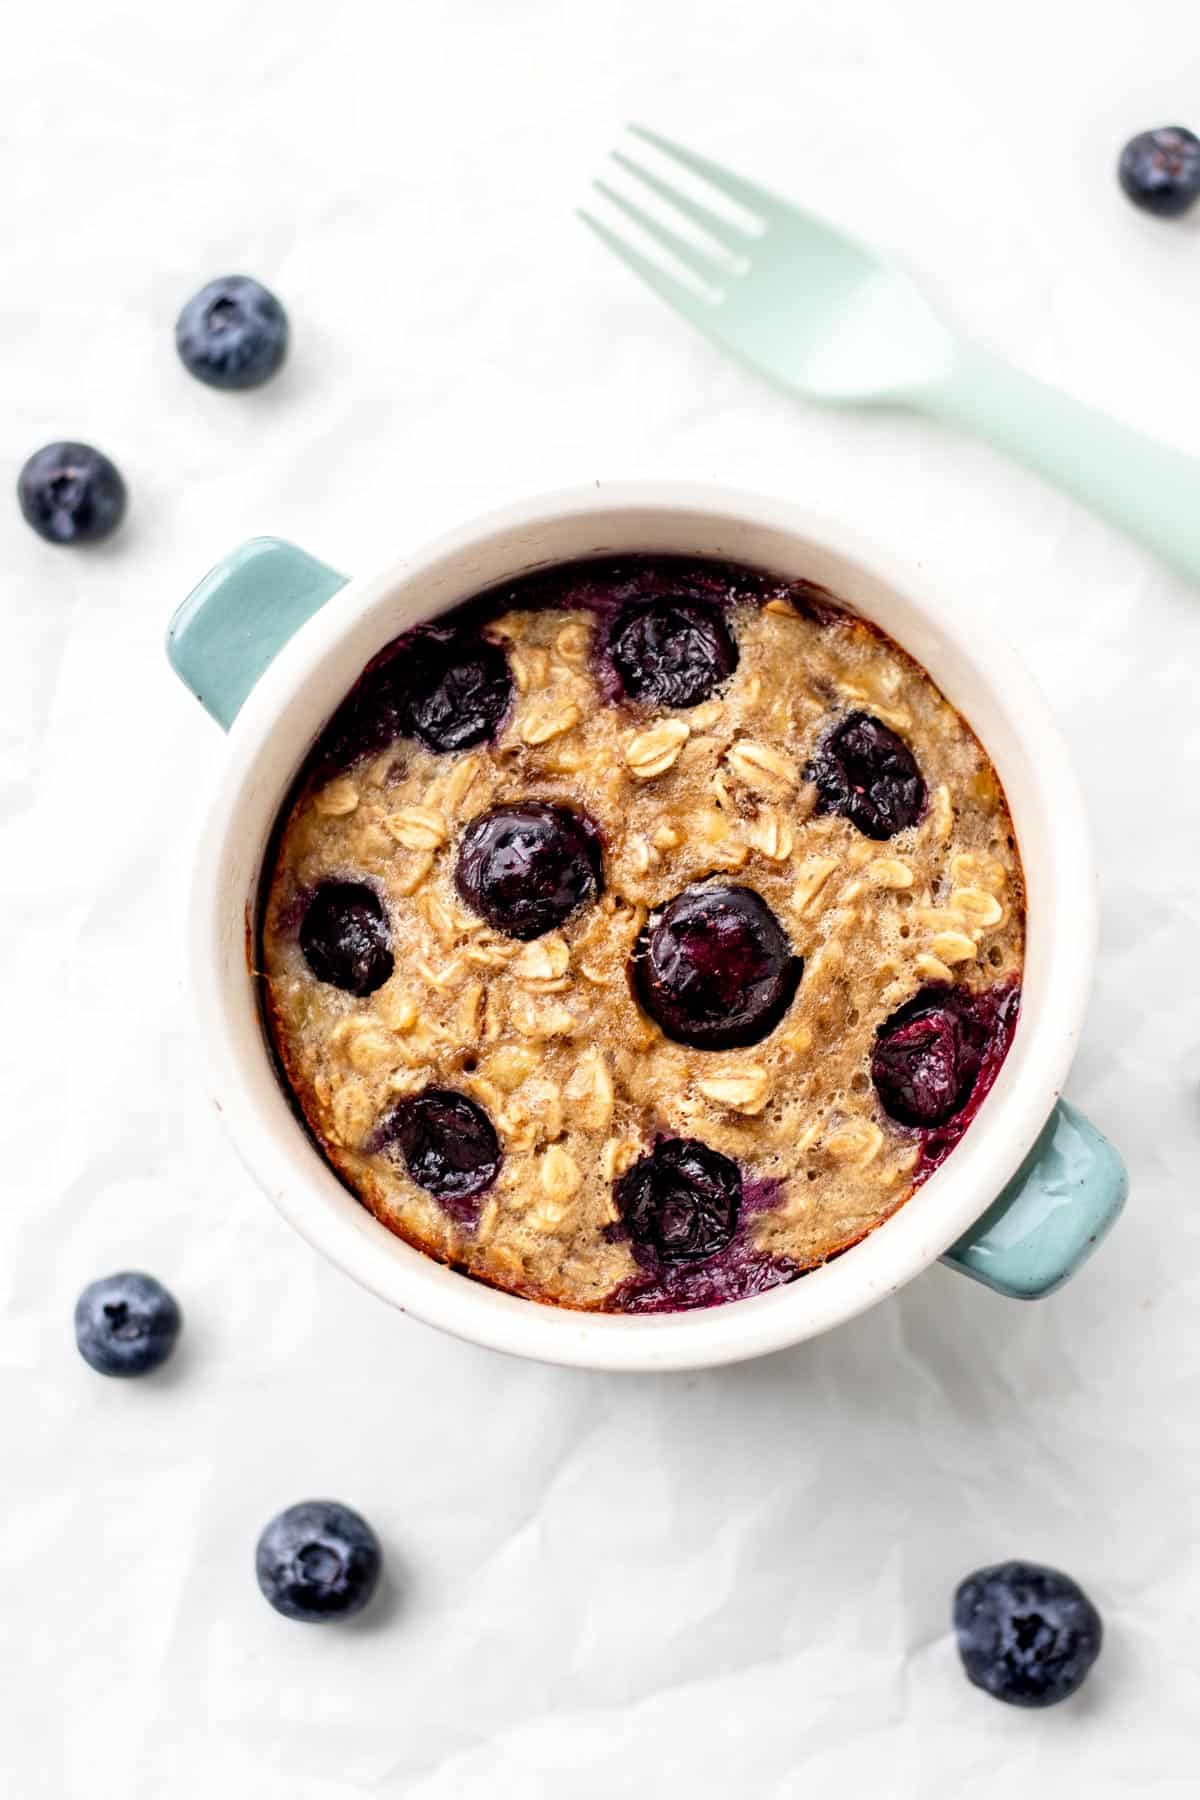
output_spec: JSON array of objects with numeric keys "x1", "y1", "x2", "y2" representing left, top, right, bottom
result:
[{"x1": 260, "y1": 557, "x2": 1025, "y2": 1312}]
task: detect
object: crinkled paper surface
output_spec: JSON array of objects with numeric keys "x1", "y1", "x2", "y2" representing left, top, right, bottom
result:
[{"x1": 2, "y1": 0, "x2": 1198, "y2": 1793}]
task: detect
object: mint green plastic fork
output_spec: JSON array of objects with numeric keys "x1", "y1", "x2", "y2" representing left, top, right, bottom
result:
[{"x1": 580, "y1": 126, "x2": 1200, "y2": 583}]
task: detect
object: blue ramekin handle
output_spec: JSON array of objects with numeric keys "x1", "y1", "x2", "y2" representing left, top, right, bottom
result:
[
  {"x1": 941, "y1": 1099, "x2": 1127, "y2": 1298},
  {"x1": 167, "y1": 536, "x2": 349, "y2": 730}
]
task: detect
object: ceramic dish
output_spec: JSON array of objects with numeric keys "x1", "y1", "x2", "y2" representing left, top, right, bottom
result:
[{"x1": 168, "y1": 483, "x2": 1127, "y2": 1371}]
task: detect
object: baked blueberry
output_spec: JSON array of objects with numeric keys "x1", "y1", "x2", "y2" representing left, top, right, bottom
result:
[
  {"x1": 871, "y1": 985, "x2": 987, "y2": 1129},
  {"x1": 255, "y1": 1500, "x2": 381, "y2": 1623},
  {"x1": 806, "y1": 711, "x2": 926, "y2": 840},
  {"x1": 175, "y1": 275, "x2": 289, "y2": 389},
  {"x1": 954, "y1": 1560, "x2": 1102, "y2": 1707},
  {"x1": 401, "y1": 629, "x2": 513, "y2": 753},
  {"x1": 299, "y1": 881, "x2": 394, "y2": 995},
  {"x1": 74, "y1": 1272, "x2": 181, "y2": 1377},
  {"x1": 455, "y1": 802, "x2": 603, "y2": 940},
  {"x1": 610, "y1": 598, "x2": 738, "y2": 709},
  {"x1": 1118, "y1": 127, "x2": 1200, "y2": 217},
  {"x1": 632, "y1": 883, "x2": 801, "y2": 1050},
  {"x1": 378, "y1": 1087, "x2": 501, "y2": 1216},
  {"x1": 615, "y1": 1138, "x2": 741, "y2": 1264},
  {"x1": 18, "y1": 442, "x2": 126, "y2": 545},
  {"x1": 313, "y1": 629, "x2": 512, "y2": 772}
]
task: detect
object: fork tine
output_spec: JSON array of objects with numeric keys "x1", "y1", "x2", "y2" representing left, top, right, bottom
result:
[
  {"x1": 610, "y1": 150, "x2": 756, "y2": 256},
  {"x1": 592, "y1": 180, "x2": 729, "y2": 291},
  {"x1": 576, "y1": 209, "x2": 716, "y2": 325},
  {"x1": 628, "y1": 123, "x2": 781, "y2": 225}
]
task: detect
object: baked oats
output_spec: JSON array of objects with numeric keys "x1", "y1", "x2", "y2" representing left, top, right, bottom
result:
[{"x1": 260, "y1": 557, "x2": 1024, "y2": 1312}]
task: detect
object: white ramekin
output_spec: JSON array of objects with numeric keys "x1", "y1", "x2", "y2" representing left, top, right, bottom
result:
[{"x1": 171, "y1": 482, "x2": 1126, "y2": 1371}]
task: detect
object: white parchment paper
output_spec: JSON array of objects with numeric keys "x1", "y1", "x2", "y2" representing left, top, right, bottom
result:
[{"x1": 2, "y1": 0, "x2": 1199, "y2": 1792}]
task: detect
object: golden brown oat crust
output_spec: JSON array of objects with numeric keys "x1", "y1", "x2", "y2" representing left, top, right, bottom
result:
[{"x1": 259, "y1": 559, "x2": 1025, "y2": 1311}]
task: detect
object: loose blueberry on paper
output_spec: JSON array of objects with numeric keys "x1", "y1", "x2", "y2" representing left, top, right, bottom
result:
[
  {"x1": 954, "y1": 1561, "x2": 1103, "y2": 1707},
  {"x1": 806, "y1": 710, "x2": 926, "y2": 840},
  {"x1": 1118, "y1": 127, "x2": 1200, "y2": 217},
  {"x1": 615, "y1": 1137, "x2": 742, "y2": 1265},
  {"x1": 175, "y1": 275, "x2": 289, "y2": 389},
  {"x1": 456, "y1": 802, "x2": 604, "y2": 940},
  {"x1": 610, "y1": 598, "x2": 738, "y2": 709},
  {"x1": 18, "y1": 442, "x2": 126, "y2": 546},
  {"x1": 300, "y1": 880, "x2": 394, "y2": 996},
  {"x1": 632, "y1": 882, "x2": 801, "y2": 1050},
  {"x1": 74, "y1": 1272, "x2": 181, "y2": 1377},
  {"x1": 256, "y1": 1500, "x2": 382, "y2": 1623}
]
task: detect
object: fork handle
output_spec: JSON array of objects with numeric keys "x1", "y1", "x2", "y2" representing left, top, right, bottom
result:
[{"x1": 924, "y1": 348, "x2": 1200, "y2": 585}]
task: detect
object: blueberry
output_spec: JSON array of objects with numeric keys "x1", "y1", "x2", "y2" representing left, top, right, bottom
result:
[
  {"x1": 871, "y1": 985, "x2": 989, "y2": 1129},
  {"x1": 806, "y1": 711, "x2": 926, "y2": 840},
  {"x1": 954, "y1": 1560, "x2": 1102, "y2": 1708},
  {"x1": 175, "y1": 275, "x2": 289, "y2": 390},
  {"x1": 74, "y1": 1272, "x2": 181, "y2": 1377},
  {"x1": 1118, "y1": 127, "x2": 1200, "y2": 217},
  {"x1": 631, "y1": 882, "x2": 801, "y2": 1050},
  {"x1": 255, "y1": 1500, "x2": 381, "y2": 1623},
  {"x1": 401, "y1": 629, "x2": 513, "y2": 754},
  {"x1": 376, "y1": 1087, "x2": 501, "y2": 1217},
  {"x1": 615, "y1": 1138, "x2": 742, "y2": 1265},
  {"x1": 313, "y1": 629, "x2": 513, "y2": 773},
  {"x1": 18, "y1": 442, "x2": 126, "y2": 546},
  {"x1": 610, "y1": 598, "x2": 738, "y2": 709},
  {"x1": 455, "y1": 802, "x2": 604, "y2": 940},
  {"x1": 299, "y1": 881, "x2": 394, "y2": 995}
]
